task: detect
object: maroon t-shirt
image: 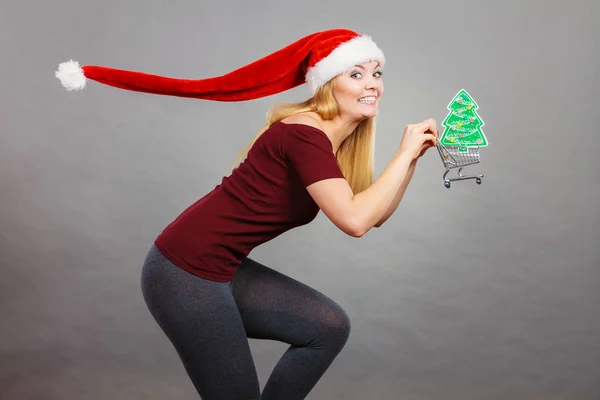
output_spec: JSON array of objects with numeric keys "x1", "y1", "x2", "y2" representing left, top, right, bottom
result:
[{"x1": 153, "y1": 121, "x2": 345, "y2": 282}]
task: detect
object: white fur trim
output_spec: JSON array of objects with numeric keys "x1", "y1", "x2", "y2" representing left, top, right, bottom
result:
[
  {"x1": 55, "y1": 60, "x2": 86, "y2": 91},
  {"x1": 305, "y1": 35, "x2": 385, "y2": 94}
]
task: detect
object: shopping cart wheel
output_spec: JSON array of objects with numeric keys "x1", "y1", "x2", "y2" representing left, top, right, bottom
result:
[
  {"x1": 476, "y1": 177, "x2": 482, "y2": 185},
  {"x1": 444, "y1": 180, "x2": 451, "y2": 188}
]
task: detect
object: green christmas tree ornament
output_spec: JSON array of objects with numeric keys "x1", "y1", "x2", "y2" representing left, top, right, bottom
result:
[
  {"x1": 435, "y1": 89, "x2": 487, "y2": 188},
  {"x1": 439, "y1": 89, "x2": 488, "y2": 150}
]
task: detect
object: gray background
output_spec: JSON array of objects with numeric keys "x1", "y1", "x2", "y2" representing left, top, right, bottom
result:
[{"x1": 1, "y1": 0, "x2": 598, "y2": 399}]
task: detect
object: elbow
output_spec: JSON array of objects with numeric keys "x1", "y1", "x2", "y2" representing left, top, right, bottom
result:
[
  {"x1": 350, "y1": 219, "x2": 385, "y2": 236},
  {"x1": 344, "y1": 219, "x2": 369, "y2": 238},
  {"x1": 348, "y1": 228, "x2": 365, "y2": 238}
]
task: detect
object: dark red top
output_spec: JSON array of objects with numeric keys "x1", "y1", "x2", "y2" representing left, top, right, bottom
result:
[{"x1": 153, "y1": 121, "x2": 345, "y2": 282}]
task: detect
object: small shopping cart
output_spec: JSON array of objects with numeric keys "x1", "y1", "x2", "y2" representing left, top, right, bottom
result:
[{"x1": 435, "y1": 140, "x2": 484, "y2": 188}]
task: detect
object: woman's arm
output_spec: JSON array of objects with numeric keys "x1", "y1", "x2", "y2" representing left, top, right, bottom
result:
[
  {"x1": 307, "y1": 151, "x2": 414, "y2": 237},
  {"x1": 306, "y1": 120, "x2": 437, "y2": 237},
  {"x1": 373, "y1": 131, "x2": 438, "y2": 227},
  {"x1": 374, "y1": 158, "x2": 417, "y2": 227}
]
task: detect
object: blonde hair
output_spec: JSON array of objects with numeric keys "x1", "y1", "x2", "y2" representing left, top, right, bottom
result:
[{"x1": 232, "y1": 79, "x2": 376, "y2": 194}]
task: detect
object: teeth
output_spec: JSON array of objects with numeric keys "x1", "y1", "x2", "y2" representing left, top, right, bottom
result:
[{"x1": 358, "y1": 96, "x2": 376, "y2": 103}]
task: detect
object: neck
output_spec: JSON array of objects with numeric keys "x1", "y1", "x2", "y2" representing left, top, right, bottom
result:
[{"x1": 320, "y1": 115, "x2": 363, "y2": 153}]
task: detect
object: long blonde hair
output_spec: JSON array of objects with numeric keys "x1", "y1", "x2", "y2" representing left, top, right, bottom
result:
[{"x1": 232, "y1": 78, "x2": 376, "y2": 194}]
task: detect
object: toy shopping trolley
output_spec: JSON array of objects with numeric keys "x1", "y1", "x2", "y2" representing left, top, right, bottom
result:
[
  {"x1": 435, "y1": 141, "x2": 484, "y2": 188},
  {"x1": 436, "y1": 89, "x2": 488, "y2": 188}
]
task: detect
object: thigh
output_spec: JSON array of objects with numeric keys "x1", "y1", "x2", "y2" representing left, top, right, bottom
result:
[
  {"x1": 141, "y1": 245, "x2": 261, "y2": 400},
  {"x1": 231, "y1": 258, "x2": 351, "y2": 346}
]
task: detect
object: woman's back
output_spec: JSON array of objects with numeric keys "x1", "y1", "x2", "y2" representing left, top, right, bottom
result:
[{"x1": 153, "y1": 121, "x2": 345, "y2": 282}]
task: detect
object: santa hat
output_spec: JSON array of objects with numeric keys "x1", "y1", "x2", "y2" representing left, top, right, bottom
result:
[{"x1": 54, "y1": 28, "x2": 385, "y2": 101}]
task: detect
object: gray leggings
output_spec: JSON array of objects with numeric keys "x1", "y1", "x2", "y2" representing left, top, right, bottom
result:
[{"x1": 141, "y1": 244, "x2": 351, "y2": 400}]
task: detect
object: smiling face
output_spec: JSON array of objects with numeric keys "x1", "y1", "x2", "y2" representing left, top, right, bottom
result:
[{"x1": 332, "y1": 60, "x2": 384, "y2": 121}]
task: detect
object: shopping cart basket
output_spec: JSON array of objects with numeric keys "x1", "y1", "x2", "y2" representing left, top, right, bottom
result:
[{"x1": 436, "y1": 140, "x2": 484, "y2": 188}]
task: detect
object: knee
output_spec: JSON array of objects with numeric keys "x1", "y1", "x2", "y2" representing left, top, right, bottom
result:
[
  {"x1": 330, "y1": 307, "x2": 352, "y2": 336},
  {"x1": 316, "y1": 304, "x2": 352, "y2": 346}
]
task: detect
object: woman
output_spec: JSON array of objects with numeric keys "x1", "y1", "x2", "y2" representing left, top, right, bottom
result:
[{"x1": 56, "y1": 28, "x2": 438, "y2": 399}]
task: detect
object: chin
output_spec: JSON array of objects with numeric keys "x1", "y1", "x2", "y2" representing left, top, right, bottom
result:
[
  {"x1": 359, "y1": 107, "x2": 378, "y2": 119},
  {"x1": 357, "y1": 103, "x2": 378, "y2": 117},
  {"x1": 342, "y1": 103, "x2": 379, "y2": 121}
]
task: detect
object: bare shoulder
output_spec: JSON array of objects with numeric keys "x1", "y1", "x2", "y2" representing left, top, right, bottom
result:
[{"x1": 280, "y1": 112, "x2": 325, "y2": 131}]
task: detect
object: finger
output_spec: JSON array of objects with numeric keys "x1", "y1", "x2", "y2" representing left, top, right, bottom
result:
[
  {"x1": 428, "y1": 119, "x2": 439, "y2": 137},
  {"x1": 418, "y1": 141, "x2": 435, "y2": 157},
  {"x1": 423, "y1": 133, "x2": 437, "y2": 146},
  {"x1": 415, "y1": 118, "x2": 437, "y2": 134},
  {"x1": 425, "y1": 127, "x2": 439, "y2": 138},
  {"x1": 415, "y1": 119, "x2": 433, "y2": 131},
  {"x1": 420, "y1": 139, "x2": 434, "y2": 149},
  {"x1": 429, "y1": 119, "x2": 438, "y2": 137},
  {"x1": 422, "y1": 118, "x2": 438, "y2": 135}
]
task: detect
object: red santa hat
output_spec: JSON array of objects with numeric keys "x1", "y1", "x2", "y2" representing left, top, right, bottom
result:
[{"x1": 54, "y1": 28, "x2": 385, "y2": 101}]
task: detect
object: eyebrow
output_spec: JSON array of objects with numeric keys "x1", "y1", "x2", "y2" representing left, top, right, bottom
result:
[{"x1": 354, "y1": 62, "x2": 381, "y2": 70}]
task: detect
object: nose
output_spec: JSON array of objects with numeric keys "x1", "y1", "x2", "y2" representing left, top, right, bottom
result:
[
  {"x1": 365, "y1": 78, "x2": 379, "y2": 94},
  {"x1": 366, "y1": 72, "x2": 381, "y2": 87}
]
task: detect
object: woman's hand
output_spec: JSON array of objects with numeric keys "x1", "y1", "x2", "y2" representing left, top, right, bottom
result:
[
  {"x1": 416, "y1": 126, "x2": 439, "y2": 159},
  {"x1": 397, "y1": 119, "x2": 438, "y2": 161}
]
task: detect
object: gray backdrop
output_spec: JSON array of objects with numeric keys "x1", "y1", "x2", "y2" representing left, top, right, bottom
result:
[{"x1": 2, "y1": 0, "x2": 598, "y2": 399}]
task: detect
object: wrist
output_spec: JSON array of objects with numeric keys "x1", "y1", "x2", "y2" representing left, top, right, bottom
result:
[{"x1": 394, "y1": 150, "x2": 415, "y2": 164}]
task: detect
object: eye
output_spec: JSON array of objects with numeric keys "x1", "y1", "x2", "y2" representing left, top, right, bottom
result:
[
  {"x1": 374, "y1": 71, "x2": 383, "y2": 78},
  {"x1": 350, "y1": 72, "x2": 363, "y2": 79}
]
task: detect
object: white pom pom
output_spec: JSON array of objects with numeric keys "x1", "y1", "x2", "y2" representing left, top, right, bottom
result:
[{"x1": 55, "y1": 60, "x2": 86, "y2": 91}]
